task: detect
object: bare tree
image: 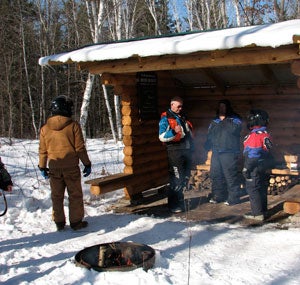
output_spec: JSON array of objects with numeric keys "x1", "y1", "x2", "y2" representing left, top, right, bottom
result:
[
  {"x1": 145, "y1": 0, "x2": 162, "y2": 35},
  {"x1": 80, "y1": 0, "x2": 105, "y2": 139},
  {"x1": 169, "y1": 0, "x2": 183, "y2": 32},
  {"x1": 19, "y1": 0, "x2": 38, "y2": 139},
  {"x1": 233, "y1": 0, "x2": 242, "y2": 26}
]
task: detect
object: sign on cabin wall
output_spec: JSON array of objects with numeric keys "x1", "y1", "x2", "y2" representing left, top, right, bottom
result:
[{"x1": 137, "y1": 72, "x2": 158, "y2": 120}]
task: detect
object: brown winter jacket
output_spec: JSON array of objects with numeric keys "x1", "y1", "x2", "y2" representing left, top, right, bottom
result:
[{"x1": 39, "y1": 115, "x2": 91, "y2": 169}]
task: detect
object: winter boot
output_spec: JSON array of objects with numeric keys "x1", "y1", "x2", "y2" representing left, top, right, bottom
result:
[
  {"x1": 70, "y1": 220, "x2": 88, "y2": 230},
  {"x1": 55, "y1": 222, "x2": 66, "y2": 231}
]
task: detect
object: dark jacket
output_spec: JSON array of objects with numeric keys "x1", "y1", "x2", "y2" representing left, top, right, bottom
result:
[
  {"x1": 0, "y1": 160, "x2": 12, "y2": 191},
  {"x1": 205, "y1": 114, "x2": 242, "y2": 153}
]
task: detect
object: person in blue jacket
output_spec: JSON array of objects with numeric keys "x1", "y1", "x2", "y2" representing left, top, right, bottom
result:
[
  {"x1": 205, "y1": 99, "x2": 242, "y2": 205},
  {"x1": 159, "y1": 96, "x2": 194, "y2": 213},
  {"x1": 243, "y1": 109, "x2": 273, "y2": 221}
]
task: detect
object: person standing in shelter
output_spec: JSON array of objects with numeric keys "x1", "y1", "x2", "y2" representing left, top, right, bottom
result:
[
  {"x1": 159, "y1": 96, "x2": 194, "y2": 213},
  {"x1": 243, "y1": 109, "x2": 273, "y2": 221},
  {"x1": 205, "y1": 99, "x2": 242, "y2": 205},
  {"x1": 38, "y1": 95, "x2": 91, "y2": 231}
]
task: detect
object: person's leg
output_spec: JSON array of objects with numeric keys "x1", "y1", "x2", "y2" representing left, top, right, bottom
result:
[
  {"x1": 167, "y1": 150, "x2": 185, "y2": 210},
  {"x1": 246, "y1": 168, "x2": 265, "y2": 216},
  {"x1": 210, "y1": 152, "x2": 227, "y2": 202},
  {"x1": 220, "y1": 153, "x2": 241, "y2": 205},
  {"x1": 63, "y1": 166, "x2": 85, "y2": 224},
  {"x1": 49, "y1": 168, "x2": 66, "y2": 227},
  {"x1": 259, "y1": 172, "x2": 268, "y2": 213}
]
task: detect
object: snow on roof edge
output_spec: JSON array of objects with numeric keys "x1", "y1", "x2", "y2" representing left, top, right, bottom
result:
[{"x1": 39, "y1": 19, "x2": 300, "y2": 66}]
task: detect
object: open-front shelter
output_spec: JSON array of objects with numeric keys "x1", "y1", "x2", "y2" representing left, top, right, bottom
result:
[{"x1": 39, "y1": 19, "x2": 300, "y2": 202}]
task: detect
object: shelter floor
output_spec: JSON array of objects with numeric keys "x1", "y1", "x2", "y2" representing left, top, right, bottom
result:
[{"x1": 109, "y1": 185, "x2": 300, "y2": 227}]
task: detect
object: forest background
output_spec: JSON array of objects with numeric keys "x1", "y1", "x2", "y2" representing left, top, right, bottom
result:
[{"x1": 1, "y1": 0, "x2": 299, "y2": 141}]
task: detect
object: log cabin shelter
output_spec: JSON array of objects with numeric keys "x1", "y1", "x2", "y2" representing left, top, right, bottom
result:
[{"x1": 39, "y1": 19, "x2": 300, "y2": 202}]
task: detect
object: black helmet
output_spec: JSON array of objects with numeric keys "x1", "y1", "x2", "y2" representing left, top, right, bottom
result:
[
  {"x1": 247, "y1": 109, "x2": 269, "y2": 129},
  {"x1": 50, "y1": 95, "x2": 73, "y2": 117}
]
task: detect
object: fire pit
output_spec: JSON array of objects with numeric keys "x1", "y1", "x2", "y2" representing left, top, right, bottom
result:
[{"x1": 75, "y1": 241, "x2": 155, "y2": 272}]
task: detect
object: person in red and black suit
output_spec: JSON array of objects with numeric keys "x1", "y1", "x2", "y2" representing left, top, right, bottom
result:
[{"x1": 243, "y1": 109, "x2": 274, "y2": 221}]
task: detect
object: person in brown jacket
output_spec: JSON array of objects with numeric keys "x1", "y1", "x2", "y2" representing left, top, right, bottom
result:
[{"x1": 38, "y1": 95, "x2": 91, "y2": 231}]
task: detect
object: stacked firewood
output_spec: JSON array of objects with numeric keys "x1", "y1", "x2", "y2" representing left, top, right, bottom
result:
[
  {"x1": 188, "y1": 165, "x2": 211, "y2": 192},
  {"x1": 268, "y1": 175, "x2": 298, "y2": 195},
  {"x1": 188, "y1": 151, "x2": 212, "y2": 191}
]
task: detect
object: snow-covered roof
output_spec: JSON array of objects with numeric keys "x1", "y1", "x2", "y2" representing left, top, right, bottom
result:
[{"x1": 39, "y1": 19, "x2": 300, "y2": 66}]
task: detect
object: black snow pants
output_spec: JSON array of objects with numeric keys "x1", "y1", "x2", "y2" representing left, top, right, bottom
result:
[
  {"x1": 210, "y1": 151, "x2": 241, "y2": 204},
  {"x1": 245, "y1": 168, "x2": 268, "y2": 216},
  {"x1": 167, "y1": 148, "x2": 192, "y2": 209}
]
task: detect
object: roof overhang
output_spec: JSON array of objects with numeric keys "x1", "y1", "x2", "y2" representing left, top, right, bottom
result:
[
  {"x1": 78, "y1": 45, "x2": 300, "y2": 74},
  {"x1": 38, "y1": 20, "x2": 300, "y2": 91}
]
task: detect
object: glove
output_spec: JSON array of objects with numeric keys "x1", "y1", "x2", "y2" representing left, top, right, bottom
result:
[
  {"x1": 39, "y1": 166, "x2": 49, "y2": 179},
  {"x1": 83, "y1": 165, "x2": 91, "y2": 177},
  {"x1": 242, "y1": 168, "x2": 252, "y2": 181}
]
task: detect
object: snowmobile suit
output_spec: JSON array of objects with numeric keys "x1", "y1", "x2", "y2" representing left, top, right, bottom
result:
[
  {"x1": 205, "y1": 109, "x2": 242, "y2": 204},
  {"x1": 243, "y1": 126, "x2": 273, "y2": 216},
  {"x1": 159, "y1": 109, "x2": 194, "y2": 210},
  {"x1": 39, "y1": 115, "x2": 91, "y2": 225}
]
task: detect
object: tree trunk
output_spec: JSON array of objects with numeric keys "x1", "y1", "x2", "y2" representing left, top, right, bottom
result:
[
  {"x1": 19, "y1": 0, "x2": 38, "y2": 138},
  {"x1": 145, "y1": 0, "x2": 162, "y2": 35},
  {"x1": 102, "y1": 84, "x2": 117, "y2": 142},
  {"x1": 80, "y1": 73, "x2": 95, "y2": 139},
  {"x1": 114, "y1": 95, "x2": 122, "y2": 141}
]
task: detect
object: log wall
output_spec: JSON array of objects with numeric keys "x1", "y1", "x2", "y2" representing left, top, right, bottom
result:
[
  {"x1": 183, "y1": 86, "x2": 300, "y2": 165},
  {"x1": 100, "y1": 71, "x2": 300, "y2": 200}
]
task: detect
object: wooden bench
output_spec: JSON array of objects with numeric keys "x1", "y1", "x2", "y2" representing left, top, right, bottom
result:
[
  {"x1": 281, "y1": 184, "x2": 300, "y2": 214},
  {"x1": 85, "y1": 173, "x2": 134, "y2": 195}
]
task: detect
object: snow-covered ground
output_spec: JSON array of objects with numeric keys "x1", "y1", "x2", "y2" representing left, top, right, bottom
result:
[{"x1": 1, "y1": 138, "x2": 300, "y2": 285}]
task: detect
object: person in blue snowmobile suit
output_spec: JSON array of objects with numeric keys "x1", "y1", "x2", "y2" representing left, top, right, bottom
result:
[
  {"x1": 205, "y1": 99, "x2": 242, "y2": 206},
  {"x1": 159, "y1": 96, "x2": 194, "y2": 213}
]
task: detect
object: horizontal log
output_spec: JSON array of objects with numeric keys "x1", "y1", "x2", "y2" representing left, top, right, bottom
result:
[
  {"x1": 101, "y1": 73, "x2": 136, "y2": 85},
  {"x1": 123, "y1": 135, "x2": 160, "y2": 146},
  {"x1": 122, "y1": 114, "x2": 158, "y2": 126},
  {"x1": 122, "y1": 122, "x2": 157, "y2": 136},
  {"x1": 86, "y1": 45, "x2": 300, "y2": 74},
  {"x1": 123, "y1": 150, "x2": 166, "y2": 166},
  {"x1": 124, "y1": 160, "x2": 168, "y2": 175},
  {"x1": 123, "y1": 143, "x2": 165, "y2": 156}
]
